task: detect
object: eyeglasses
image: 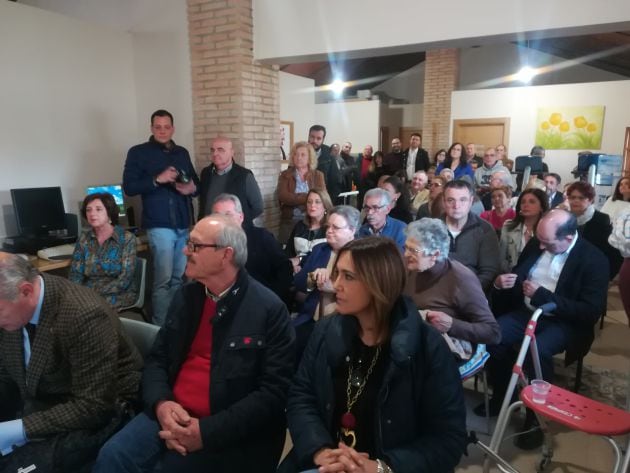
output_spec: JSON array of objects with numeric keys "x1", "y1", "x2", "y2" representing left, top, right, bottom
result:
[
  {"x1": 403, "y1": 244, "x2": 425, "y2": 255},
  {"x1": 568, "y1": 194, "x2": 589, "y2": 201},
  {"x1": 362, "y1": 204, "x2": 387, "y2": 213},
  {"x1": 186, "y1": 240, "x2": 223, "y2": 253}
]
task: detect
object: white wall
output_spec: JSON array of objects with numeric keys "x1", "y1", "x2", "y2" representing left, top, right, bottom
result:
[
  {"x1": 314, "y1": 100, "x2": 381, "y2": 152},
  {"x1": 254, "y1": 0, "x2": 630, "y2": 62},
  {"x1": 0, "y1": 2, "x2": 138, "y2": 238},
  {"x1": 279, "y1": 72, "x2": 315, "y2": 145},
  {"x1": 451, "y1": 80, "x2": 630, "y2": 184}
]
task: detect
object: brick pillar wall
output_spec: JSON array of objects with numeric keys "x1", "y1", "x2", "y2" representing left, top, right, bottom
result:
[
  {"x1": 187, "y1": 0, "x2": 280, "y2": 229},
  {"x1": 422, "y1": 48, "x2": 459, "y2": 156}
]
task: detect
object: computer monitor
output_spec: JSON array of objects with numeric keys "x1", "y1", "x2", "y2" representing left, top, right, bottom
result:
[
  {"x1": 85, "y1": 184, "x2": 126, "y2": 217},
  {"x1": 514, "y1": 155, "x2": 545, "y2": 174},
  {"x1": 11, "y1": 186, "x2": 67, "y2": 237}
]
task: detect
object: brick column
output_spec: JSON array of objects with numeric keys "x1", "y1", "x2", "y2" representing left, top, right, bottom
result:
[
  {"x1": 188, "y1": 0, "x2": 280, "y2": 228},
  {"x1": 422, "y1": 48, "x2": 459, "y2": 156}
]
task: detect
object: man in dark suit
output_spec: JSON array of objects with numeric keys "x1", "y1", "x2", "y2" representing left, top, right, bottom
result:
[
  {"x1": 401, "y1": 133, "x2": 430, "y2": 181},
  {"x1": 308, "y1": 124, "x2": 342, "y2": 202},
  {"x1": 383, "y1": 137, "x2": 404, "y2": 176},
  {"x1": 544, "y1": 172, "x2": 564, "y2": 208},
  {"x1": 0, "y1": 252, "x2": 142, "y2": 471},
  {"x1": 481, "y1": 209, "x2": 609, "y2": 420}
]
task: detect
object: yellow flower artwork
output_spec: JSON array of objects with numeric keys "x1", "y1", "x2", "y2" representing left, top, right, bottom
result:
[{"x1": 535, "y1": 106, "x2": 605, "y2": 150}]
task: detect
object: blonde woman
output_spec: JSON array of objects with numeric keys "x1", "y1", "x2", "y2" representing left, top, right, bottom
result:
[{"x1": 277, "y1": 141, "x2": 326, "y2": 244}]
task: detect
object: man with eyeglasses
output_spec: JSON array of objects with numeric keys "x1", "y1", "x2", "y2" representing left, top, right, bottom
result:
[
  {"x1": 95, "y1": 214, "x2": 295, "y2": 473},
  {"x1": 358, "y1": 188, "x2": 406, "y2": 252},
  {"x1": 441, "y1": 180, "x2": 500, "y2": 292},
  {"x1": 474, "y1": 147, "x2": 511, "y2": 194}
]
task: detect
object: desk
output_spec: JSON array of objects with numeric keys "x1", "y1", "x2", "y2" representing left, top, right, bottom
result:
[{"x1": 33, "y1": 242, "x2": 149, "y2": 272}]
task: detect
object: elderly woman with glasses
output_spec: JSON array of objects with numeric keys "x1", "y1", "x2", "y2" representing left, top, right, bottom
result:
[
  {"x1": 567, "y1": 181, "x2": 622, "y2": 279},
  {"x1": 280, "y1": 237, "x2": 467, "y2": 473},
  {"x1": 416, "y1": 176, "x2": 446, "y2": 220},
  {"x1": 403, "y1": 219, "x2": 500, "y2": 345},
  {"x1": 293, "y1": 205, "x2": 361, "y2": 359}
]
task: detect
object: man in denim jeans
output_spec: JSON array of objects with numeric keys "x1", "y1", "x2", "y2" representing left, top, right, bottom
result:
[{"x1": 123, "y1": 109, "x2": 199, "y2": 326}]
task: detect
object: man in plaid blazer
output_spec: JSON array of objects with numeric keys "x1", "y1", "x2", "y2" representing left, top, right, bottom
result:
[{"x1": 0, "y1": 252, "x2": 143, "y2": 471}]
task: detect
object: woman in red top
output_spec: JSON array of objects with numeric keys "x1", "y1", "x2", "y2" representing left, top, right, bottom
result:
[{"x1": 480, "y1": 186, "x2": 515, "y2": 235}]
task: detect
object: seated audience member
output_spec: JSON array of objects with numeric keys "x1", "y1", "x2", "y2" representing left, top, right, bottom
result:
[
  {"x1": 601, "y1": 176, "x2": 630, "y2": 222},
  {"x1": 358, "y1": 188, "x2": 407, "y2": 251},
  {"x1": 0, "y1": 253, "x2": 142, "y2": 472},
  {"x1": 482, "y1": 210, "x2": 609, "y2": 433},
  {"x1": 498, "y1": 188, "x2": 548, "y2": 272},
  {"x1": 482, "y1": 169, "x2": 516, "y2": 210},
  {"x1": 70, "y1": 192, "x2": 137, "y2": 309},
  {"x1": 282, "y1": 237, "x2": 467, "y2": 473},
  {"x1": 404, "y1": 219, "x2": 500, "y2": 345},
  {"x1": 95, "y1": 215, "x2": 295, "y2": 472},
  {"x1": 439, "y1": 167, "x2": 454, "y2": 182},
  {"x1": 379, "y1": 175, "x2": 413, "y2": 223},
  {"x1": 293, "y1": 206, "x2": 360, "y2": 356},
  {"x1": 465, "y1": 142, "x2": 483, "y2": 169},
  {"x1": 474, "y1": 147, "x2": 510, "y2": 195},
  {"x1": 609, "y1": 209, "x2": 630, "y2": 326},
  {"x1": 442, "y1": 180, "x2": 500, "y2": 292},
  {"x1": 417, "y1": 176, "x2": 446, "y2": 220},
  {"x1": 212, "y1": 193, "x2": 292, "y2": 303},
  {"x1": 437, "y1": 142, "x2": 474, "y2": 183},
  {"x1": 409, "y1": 171, "x2": 430, "y2": 215},
  {"x1": 433, "y1": 148, "x2": 447, "y2": 167},
  {"x1": 496, "y1": 144, "x2": 514, "y2": 172},
  {"x1": 480, "y1": 186, "x2": 516, "y2": 234},
  {"x1": 543, "y1": 173, "x2": 564, "y2": 208},
  {"x1": 567, "y1": 181, "x2": 622, "y2": 280},
  {"x1": 277, "y1": 141, "x2": 326, "y2": 244},
  {"x1": 285, "y1": 188, "x2": 333, "y2": 273},
  {"x1": 427, "y1": 165, "x2": 437, "y2": 181}
]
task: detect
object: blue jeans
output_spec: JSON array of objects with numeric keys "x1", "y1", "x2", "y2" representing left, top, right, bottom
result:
[
  {"x1": 94, "y1": 412, "x2": 213, "y2": 472},
  {"x1": 146, "y1": 228, "x2": 188, "y2": 326}
]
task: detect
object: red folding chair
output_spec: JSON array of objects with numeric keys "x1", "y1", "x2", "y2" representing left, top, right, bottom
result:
[{"x1": 476, "y1": 303, "x2": 630, "y2": 473}]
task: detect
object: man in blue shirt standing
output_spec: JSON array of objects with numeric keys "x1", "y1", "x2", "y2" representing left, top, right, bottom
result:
[
  {"x1": 123, "y1": 109, "x2": 199, "y2": 326},
  {"x1": 358, "y1": 188, "x2": 406, "y2": 252}
]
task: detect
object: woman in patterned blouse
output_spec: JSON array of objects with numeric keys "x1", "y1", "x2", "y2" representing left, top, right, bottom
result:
[{"x1": 70, "y1": 192, "x2": 137, "y2": 309}]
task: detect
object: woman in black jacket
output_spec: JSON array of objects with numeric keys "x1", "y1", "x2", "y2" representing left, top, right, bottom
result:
[
  {"x1": 567, "y1": 181, "x2": 622, "y2": 280},
  {"x1": 281, "y1": 237, "x2": 467, "y2": 473}
]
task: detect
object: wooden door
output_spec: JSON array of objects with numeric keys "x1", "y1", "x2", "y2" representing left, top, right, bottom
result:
[
  {"x1": 624, "y1": 127, "x2": 630, "y2": 173},
  {"x1": 399, "y1": 127, "x2": 422, "y2": 151},
  {"x1": 452, "y1": 118, "x2": 510, "y2": 155},
  {"x1": 380, "y1": 126, "x2": 390, "y2": 153}
]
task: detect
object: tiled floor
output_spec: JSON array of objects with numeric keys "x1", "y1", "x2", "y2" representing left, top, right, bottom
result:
[{"x1": 458, "y1": 285, "x2": 630, "y2": 472}]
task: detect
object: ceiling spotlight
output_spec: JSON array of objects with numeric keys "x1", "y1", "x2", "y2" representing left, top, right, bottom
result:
[
  {"x1": 330, "y1": 79, "x2": 346, "y2": 95},
  {"x1": 515, "y1": 66, "x2": 536, "y2": 84}
]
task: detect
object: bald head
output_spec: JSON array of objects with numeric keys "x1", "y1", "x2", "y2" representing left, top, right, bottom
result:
[
  {"x1": 536, "y1": 209, "x2": 577, "y2": 254},
  {"x1": 210, "y1": 137, "x2": 235, "y2": 171}
]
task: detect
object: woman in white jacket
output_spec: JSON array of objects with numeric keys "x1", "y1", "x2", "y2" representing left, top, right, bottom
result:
[{"x1": 609, "y1": 208, "x2": 630, "y2": 326}]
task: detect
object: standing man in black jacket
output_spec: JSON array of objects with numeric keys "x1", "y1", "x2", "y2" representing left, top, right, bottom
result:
[
  {"x1": 309, "y1": 124, "x2": 342, "y2": 203},
  {"x1": 401, "y1": 133, "x2": 430, "y2": 181},
  {"x1": 123, "y1": 109, "x2": 199, "y2": 326},
  {"x1": 95, "y1": 214, "x2": 295, "y2": 473},
  {"x1": 198, "y1": 137, "x2": 263, "y2": 226}
]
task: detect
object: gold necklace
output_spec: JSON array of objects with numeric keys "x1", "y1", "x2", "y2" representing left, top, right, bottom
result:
[{"x1": 340, "y1": 345, "x2": 381, "y2": 448}]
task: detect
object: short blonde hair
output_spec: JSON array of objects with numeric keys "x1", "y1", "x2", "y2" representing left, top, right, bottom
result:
[{"x1": 291, "y1": 141, "x2": 317, "y2": 171}]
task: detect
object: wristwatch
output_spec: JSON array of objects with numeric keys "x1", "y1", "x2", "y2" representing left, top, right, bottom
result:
[{"x1": 376, "y1": 458, "x2": 393, "y2": 473}]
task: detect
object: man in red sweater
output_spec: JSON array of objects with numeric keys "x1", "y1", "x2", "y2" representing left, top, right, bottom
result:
[{"x1": 95, "y1": 215, "x2": 295, "y2": 472}]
